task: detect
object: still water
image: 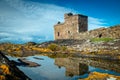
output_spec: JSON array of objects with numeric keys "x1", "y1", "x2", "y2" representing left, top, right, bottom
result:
[{"x1": 8, "y1": 56, "x2": 120, "y2": 80}]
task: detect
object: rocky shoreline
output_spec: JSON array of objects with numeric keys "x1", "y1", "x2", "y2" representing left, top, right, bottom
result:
[
  {"x1": 0, "y1": 38, "x2": 120, "y2": 60},
  {"x1": 79, "y1": 72, "x2": 120, "y2": 80},
  {"x1": 0, "y1": 51, "x2": 31, "y2": 80},
  {"x1": 38, "y1": 38, "x2": 120, "y2": 60},
  {"x1": 0, "y1": 37, "x2": 120, "y2": 80}
]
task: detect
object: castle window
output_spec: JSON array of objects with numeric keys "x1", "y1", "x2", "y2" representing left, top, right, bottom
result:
[
  {"x1": 72, "y1": 23, "x2": 74, "y2": 26},
  {"x1": 57, "y1": 32, "x2": 60, "y2": 36},
  {"x1": 68, "y1": 31, "x2": 70, "y2": 34},
  {"x1": 99, "y1": 33, "x2": 102, "y2": 38}
]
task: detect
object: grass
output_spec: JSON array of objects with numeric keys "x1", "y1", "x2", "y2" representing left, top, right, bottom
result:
[{"x1": 91, "y1": 38, "x2": 114, "y2": 42}]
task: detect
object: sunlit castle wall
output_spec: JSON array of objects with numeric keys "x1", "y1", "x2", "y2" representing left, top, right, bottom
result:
[{"x1": 54, "y1": 13, "x2": 88, "y2": 40}]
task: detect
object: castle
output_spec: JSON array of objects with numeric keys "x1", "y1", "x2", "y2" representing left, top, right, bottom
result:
[
  {"x1": 54, "y1": 13, "x2": 88, "y2": 40},
  {"x1": 54, "y1": 13, "x2": 120, "y2": 40}
]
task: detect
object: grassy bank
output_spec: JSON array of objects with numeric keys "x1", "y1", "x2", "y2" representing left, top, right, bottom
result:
[{"x1": 91, "y1": 38, "x2": 114, "y2": 42}]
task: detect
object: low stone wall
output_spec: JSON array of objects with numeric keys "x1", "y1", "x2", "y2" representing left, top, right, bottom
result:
[{"x1": 76, "y1": 26, "x2": 120, "y2": 40}]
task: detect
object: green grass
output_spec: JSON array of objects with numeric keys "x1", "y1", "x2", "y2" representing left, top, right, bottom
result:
[{"x1": 91, "y1": 38, "x2": 114, "y2": 42}]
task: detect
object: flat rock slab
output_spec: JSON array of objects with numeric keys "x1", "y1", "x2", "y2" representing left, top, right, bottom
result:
[
  {"x1": 18, "y1": 58, "x2": 41, "y2": 67},
  {"x1": 33, "y1": 57, "x2": 44, "y2": 60}
]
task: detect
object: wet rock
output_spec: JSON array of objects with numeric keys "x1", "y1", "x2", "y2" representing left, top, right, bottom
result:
[
  {"x1": 18, "y1": 58, "x2": 40, "y2": 67},
  {"x1": 33, "y1": 57, "x2": 44, "y2": 60},
  {"x1": 0, "y1": 51, "x2": 31, "y2": 80},
  {"x1": 79, "y1": 72, "x2": 120, "y2": 80}
]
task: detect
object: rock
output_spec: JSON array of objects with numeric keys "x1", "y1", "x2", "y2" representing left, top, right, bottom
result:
[
  {"x1": 18, "y1": 58, "x2": 40, "y2": 67},
  {"x1": 79, "y1": 72, "x2": 120, "y2": 80},
  {"x1": 33, "y1": 57, "x2": 44, "y2": 60},
  {"x1": 0, "y1": 51, "x2": 31, "y2": 80},
  {"x1": 25, "y1": 42, "x2": 37, "y2": 46}
]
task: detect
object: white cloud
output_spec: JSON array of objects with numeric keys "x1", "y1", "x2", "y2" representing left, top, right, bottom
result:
[
  {"x1": 0, "y1": 0, "x2": 107, "y2": 43},
  {"x1": 0, "y1": 0, "x2": 73, "y2": 43},
  {"x1": 88, "y1": 17, "x2": 107, "y2": 30}
]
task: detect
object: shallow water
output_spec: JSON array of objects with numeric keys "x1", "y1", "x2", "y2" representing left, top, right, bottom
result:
[{"x1": 8, "y1": 56, "x2": 120, "y2": 80}]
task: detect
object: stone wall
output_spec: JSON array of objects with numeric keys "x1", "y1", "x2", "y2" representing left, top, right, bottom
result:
[
  {"x1": 75, "y1": 25, "x2": 120, "y2": 40},
  {"x1": 54, "y1": 13, "x2": 88, "y2": 40}
]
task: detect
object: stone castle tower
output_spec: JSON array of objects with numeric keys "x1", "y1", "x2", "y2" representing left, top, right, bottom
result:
[{"x1": 54, "y1": 13, "x2": 88, "y2": 40}]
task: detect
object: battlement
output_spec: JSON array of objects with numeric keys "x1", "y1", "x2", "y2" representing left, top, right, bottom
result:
[
  {"x1": 64, "y1": 13, "x2": 73, "y2": 19},
  {"x1": 64, "y1": 13, "x2": 87, "y2": 19}
]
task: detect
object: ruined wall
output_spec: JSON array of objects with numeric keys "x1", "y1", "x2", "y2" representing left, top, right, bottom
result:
[{"x1": 75, "y1": 26, "x2": 120, "y2": 40}]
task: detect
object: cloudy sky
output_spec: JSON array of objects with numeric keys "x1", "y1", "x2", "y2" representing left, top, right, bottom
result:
[{"x1": 0, "y1": 0, "x2": 120, "y2": 43}]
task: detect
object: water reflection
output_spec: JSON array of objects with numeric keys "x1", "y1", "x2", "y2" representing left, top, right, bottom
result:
[
  {"x1": 55, "y1": 58, "x2": 89, "y2": 77},
  {"x1": 55, "y1": 57, "x2": 120, "y2": 76},
  {"x1": 76, "y1": 58, "x2": 120, "y2": 73},
  {"x1": 8, "y1": 56, "x2": 120, "y2": 80}
]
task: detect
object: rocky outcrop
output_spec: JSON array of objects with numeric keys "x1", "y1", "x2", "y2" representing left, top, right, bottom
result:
[
  {"x1": 0, "y1": 51, "x2": 31, "y2": 80},
  {"x1": 0, "y1": 43, "x2": 39, "y2": 57},
  {"x1": 38, "y1": 39, "x2": 86, "y2": 47},
  {"x1": 80, "y1": 72, "x2": 120, "y2": 80},
  {"x1": 70, "y1": 39, "x2": 120, "y2": 55},
  {"x1": 71, "y1": 39, "x2": 119, "y2": 50}
]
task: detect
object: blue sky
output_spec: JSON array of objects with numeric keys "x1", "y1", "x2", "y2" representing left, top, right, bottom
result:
[{"x1": 0, "y1": 0, "x2": 120, "y2": 43}]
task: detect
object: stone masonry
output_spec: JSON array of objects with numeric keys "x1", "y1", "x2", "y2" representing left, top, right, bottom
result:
[{"x1": 54, "y1": 13, "x2": 88, "y2": 40}]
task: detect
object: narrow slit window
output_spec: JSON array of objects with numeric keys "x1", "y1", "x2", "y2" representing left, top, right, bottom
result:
[
  {"x1": 58, "y1": 32, "x2": 60, "y2": 36},
  {"x1": 68, "y1": 31, "x2": 70, "y2": 34}
]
